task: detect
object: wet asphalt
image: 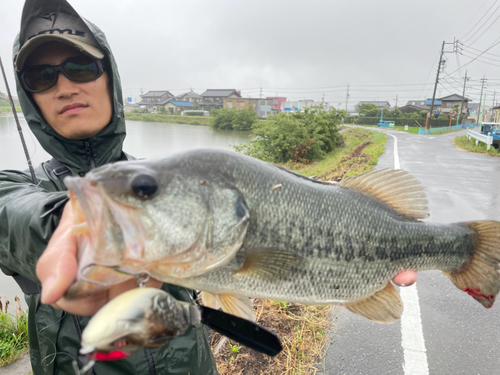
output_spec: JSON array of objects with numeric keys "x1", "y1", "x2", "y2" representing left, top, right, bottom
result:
[{"x1": 320, "y1": 129, "x2": 500, "y2": 375}]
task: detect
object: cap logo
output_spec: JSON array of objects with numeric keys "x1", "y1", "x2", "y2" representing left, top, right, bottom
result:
[
  {"x1": 26, "y1": 12, "x2": 86, "y2": 41},
  {"x1": 39, "y1": 12, "x2": 59, "y2": 28}
]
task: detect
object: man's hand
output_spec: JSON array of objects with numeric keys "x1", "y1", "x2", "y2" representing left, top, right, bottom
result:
[
  {"x1": 392, "y1": 270, "x2": 418, "y2": 287},
  {"x1": 36, "y1": 202, "x2": 161, "y2": 316}
]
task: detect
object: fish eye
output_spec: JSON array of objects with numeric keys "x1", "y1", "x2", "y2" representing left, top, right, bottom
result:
[{"x1": 131, "y1": 174, "x2": 158, "y2": 199}]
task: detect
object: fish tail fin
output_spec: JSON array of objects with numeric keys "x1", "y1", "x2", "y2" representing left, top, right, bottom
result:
[{"x1": 444, "y1": 221, "x2": 500, "y2": 308}]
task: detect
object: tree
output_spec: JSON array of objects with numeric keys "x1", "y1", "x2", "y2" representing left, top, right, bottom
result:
[
  {"x1": 358, "y1": 103, "x2": 381, "y2": 117},
  {"x1": 235, "y1": 105, "x2": 342, "y2": 164}
]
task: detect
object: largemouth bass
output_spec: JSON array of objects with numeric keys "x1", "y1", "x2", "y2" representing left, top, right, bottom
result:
[{"x1": 64, "y1": 149, "x2": 500, "y2": 323}]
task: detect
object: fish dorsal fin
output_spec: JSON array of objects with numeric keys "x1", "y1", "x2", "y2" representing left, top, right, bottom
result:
[
  {"x1": 344, "y1": 282, "x2": 403, "y2": 323},
  {"x1": 235, "y1": 248, "x2": 304, "y2": 281},
  {"x1": 340, "y1": 169, "x2": 429, "y2": 220},
  {"x1": 201, "y1": 292, "x2": 255, "y2": 322}
]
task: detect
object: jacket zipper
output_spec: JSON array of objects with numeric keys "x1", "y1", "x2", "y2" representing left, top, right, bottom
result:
[
  {"x1": 144, "y1": 348, "x2": 157, "y2": 375},
  {"x1": 84, "y1": 142, "x2": 96, "y2": 170}
]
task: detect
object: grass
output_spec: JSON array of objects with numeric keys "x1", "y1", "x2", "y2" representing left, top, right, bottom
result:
[
  {"x1": 350, "y1": 124, "x2": 420, "y2": 134},
  {"x1": 0, "y1": 297, "x2": 29, "y2": 367},
  {"x1": 454, "y1": 135, "x2": 500, "y2": 157},
  {"x1": 288, "y1": 128, "x2": 387, "y2": 181},
  {"x1": 0, "y1": 105, "x2": 22, "y2": 113},
  {"x1": 212, "y1": 299, "x2": 334, "y2": 375},
  {"x1": 124, "y1": 112, "x2": 211, "y2": 125}
]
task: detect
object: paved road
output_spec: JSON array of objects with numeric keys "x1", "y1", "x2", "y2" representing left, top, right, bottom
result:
[{"x1": 321, "y1": 129, "x2": 500, "y2": 375}]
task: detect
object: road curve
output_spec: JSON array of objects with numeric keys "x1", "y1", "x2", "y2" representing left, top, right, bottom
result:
[{"x1": 321, "y1": 128, "x2": 500, "y2": 375}]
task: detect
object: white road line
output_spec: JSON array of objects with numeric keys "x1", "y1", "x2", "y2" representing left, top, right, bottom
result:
[{"x1": 386, "y1": 132, "x2": 429, "y2": 375}]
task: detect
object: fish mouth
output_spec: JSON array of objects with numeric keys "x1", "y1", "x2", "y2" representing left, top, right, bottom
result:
[{"x1": 65, "y1": 176, "x2": 140, "y2": 296}]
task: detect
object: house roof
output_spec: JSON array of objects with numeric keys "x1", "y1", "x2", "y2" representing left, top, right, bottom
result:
[
  {"x1": 201, "y1": 89, "x2": 241, "y2": 97},
  {"x1": 168, "y1": 101, "x2": 194, "y2": 107},
  {"x1": 136, "y1": 97, "x2": 173, "y2": 106},
  {"x1": 177, "y1": 91, "x2": 202, "y2": 99},
  {"x1": 405, "y1": 99, "x2": 426, "y2": 107},
  {"x1": 141, "y1": 90, "x2": 174, "y2": 98},
  {"x1": 439, "y1": 94, "x2": 469, "y2": 102},
  {"x1": 399, "y1": 104, "x2": 427, "y2": 113},
  {"x1": 425, "y1": 98, "x2": 442, "y2": 106}
]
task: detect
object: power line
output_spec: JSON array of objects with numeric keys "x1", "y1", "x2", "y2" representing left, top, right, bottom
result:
[{"x1": 461, "y1": 0, "x2": 499, "y2": 43}]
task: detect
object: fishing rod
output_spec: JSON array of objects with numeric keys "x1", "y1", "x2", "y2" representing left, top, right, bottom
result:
[{"x1": 0, "y1": 54, "x2": 38, "y2": 185}]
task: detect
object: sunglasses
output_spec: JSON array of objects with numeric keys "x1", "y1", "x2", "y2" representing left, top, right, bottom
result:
[{"x1": 21, "y1": 56, "x2": 104, "y2": 93}]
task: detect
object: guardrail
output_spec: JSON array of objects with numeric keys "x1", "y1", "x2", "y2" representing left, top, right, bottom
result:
[
  {"x1": 418, "y1": 123, "x2": 475, "y2": 135},
  {"x1": 466, "y1": 129, "x2": 493, "y2": 150}
]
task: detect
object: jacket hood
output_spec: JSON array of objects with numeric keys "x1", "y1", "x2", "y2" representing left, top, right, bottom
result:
[{"x1": 13, "y1": 0, "x2": 126, "y2": 176}]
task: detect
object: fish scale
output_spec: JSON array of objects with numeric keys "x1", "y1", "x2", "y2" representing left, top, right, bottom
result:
[{"x1": 65, "y1": 148, "x2": 500, "y2": 323}]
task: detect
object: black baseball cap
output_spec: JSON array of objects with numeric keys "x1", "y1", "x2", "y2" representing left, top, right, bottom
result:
[{"x1": 15, "y1": 2, "x2": 104, "y2": 72}]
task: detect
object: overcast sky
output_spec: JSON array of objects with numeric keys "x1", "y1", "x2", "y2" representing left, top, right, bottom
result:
[{"x1": 2, "y1": 0, "x2": 500, "y2": 110}]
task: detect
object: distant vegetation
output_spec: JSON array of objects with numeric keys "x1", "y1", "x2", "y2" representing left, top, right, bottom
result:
[
  {"x1": 348, "y1": 103, "x2": 467, "y2": 128},
  {"x1": 124, "y1": 112, "x2": 210, "y2": 125},
  {"x1": 210, "y1": 108, "x2": 259, "y2": 131},
  {"x1": 235, "y1": 106, "x2": 344, "y2": 164}
]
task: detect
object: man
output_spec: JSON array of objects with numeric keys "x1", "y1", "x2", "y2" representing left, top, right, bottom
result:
[
  {"x1": 0, "y1": 0, "x2": 418, "y2": 374},
  {"x1": 0, "y1": 0, "x2": 217, "y2": 373}
]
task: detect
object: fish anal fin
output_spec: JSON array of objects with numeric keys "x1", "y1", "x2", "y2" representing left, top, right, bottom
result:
[
  {"x1": 201, "y1": 293, "x2": 255, "y2": 322},
  {"x1": 340, "y1": 169, "x2": 429, "y2": 220},
  {"x1": 200, "y1": 291, "x2": 221, "y2": 310},
  {"x1": 235, "y1": 248, "x2": 304, "y2": 282},
  {"x1": 445, "y1": 220, "x2": 500, "y2": 308},
  {"x1": 344, "y1": 282, "x2": 403, "y2": 323}
]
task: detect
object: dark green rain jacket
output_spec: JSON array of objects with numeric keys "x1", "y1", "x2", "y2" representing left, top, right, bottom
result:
[{"x1": 0, "y1": 1, "x2": 217, "y2": 374}]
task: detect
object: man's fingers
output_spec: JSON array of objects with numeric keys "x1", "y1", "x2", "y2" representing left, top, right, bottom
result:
[
  {"x1": 393, "y1": 270, "x2": 418, "y2": 287},
  {"x1": 40, "y1": 248, "x2": 78, "y2": 304},
  {"x1": 37, "y1": 202, "x2": 79, "y2": 304}
]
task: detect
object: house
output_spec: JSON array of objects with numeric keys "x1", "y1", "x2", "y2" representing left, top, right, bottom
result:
[
  {"x1": 256, "y1": 99, "x2": 274, "y2": 118},
  {"x1": 137, "y1": 91, "x2": 175, "y2": 111},
  {"x1": 354, "y1": 101, "x2": 391, "y2": 111},
  {"x1": 282, "y1": 99, "x2": 319, "y2": 112},
  {"x1": 438, "y1": 94, "x2": 469, "y2": 115},
  {"x1": 266, "y1": 96, "x2": 287, "y2": 111},
  {"x1": 175, "y1": 91, "x2": 202, "y2": 106},
  {"x1": 223, "y1": 98, "x2": 257, "y2": 110},
  {"x1": 405, "y1": 99, "x2": 427, "y2": 108},
  {"x1": 164, "y1": 100, "x2": 193, "y2": 114},
  {"x1": 123, "y1": 102, "x2": 141, "y2": 113},
  {"x1": 424, "y1": 98, "x2": 442, "y2": 114},
  {"x1": 199, "y1": 89, "x2": 241, "y2": 110},
  {"x1": 399, "y1": 105, "x2": 427, "y2": 114}
]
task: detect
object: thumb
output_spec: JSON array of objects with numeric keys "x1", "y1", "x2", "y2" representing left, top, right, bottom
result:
[{"x1": 37, "y1": 203, "x2": 78, "y2": 304}]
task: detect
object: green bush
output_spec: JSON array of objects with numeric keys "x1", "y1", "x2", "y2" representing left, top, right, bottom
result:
[
  {"x1": 235, "y1": 106, "x2": 342, "y2": 164},
  {"x1": 184, "y1": 111, "x2": 205, "y2": 116},
  {"x1": 210, "y1": 107, "x2": 258, "y2": 130}
]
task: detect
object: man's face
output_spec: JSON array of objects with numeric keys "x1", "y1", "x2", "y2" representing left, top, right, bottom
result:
[{"x1": 27, "y1": 42, "x2": 113, "y2": 140}]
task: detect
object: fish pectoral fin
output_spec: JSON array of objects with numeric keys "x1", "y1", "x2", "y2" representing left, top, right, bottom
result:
[
  {"x1": 202, "y1": 293, "x2": 255, "y2": 322},
  {"x1": 235, "y1": 248, "x2": 304, "y2": 281},
  {"x1": 343, "y1": 282, "x2": 403, "y2": 324},
  {"x1": 340, "y1": 169, "x2": 429, "y2": 220}
]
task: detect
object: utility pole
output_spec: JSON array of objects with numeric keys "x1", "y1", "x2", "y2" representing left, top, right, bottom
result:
[
  {"x1": 426, "y1": 41, "x2": 445, "y2": 130},
  {"x1": 477, "y1": 77, "x2": 487, "y2": 125},
  {"x1": 260, "y1": 87, "x2": 262, "y2": 99},
  {"x1": 395, "y1": 94, "x2": 398, "y2": 110},
  {"x1": 457, "y1": 70, "x2": 468, "y2": 125},
  {"x1": 345, "y1": 83, "x2": 350, "y2": 112},
  {"x1": 491, "y1": 91, "x2": 496, "y2": 121}
]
